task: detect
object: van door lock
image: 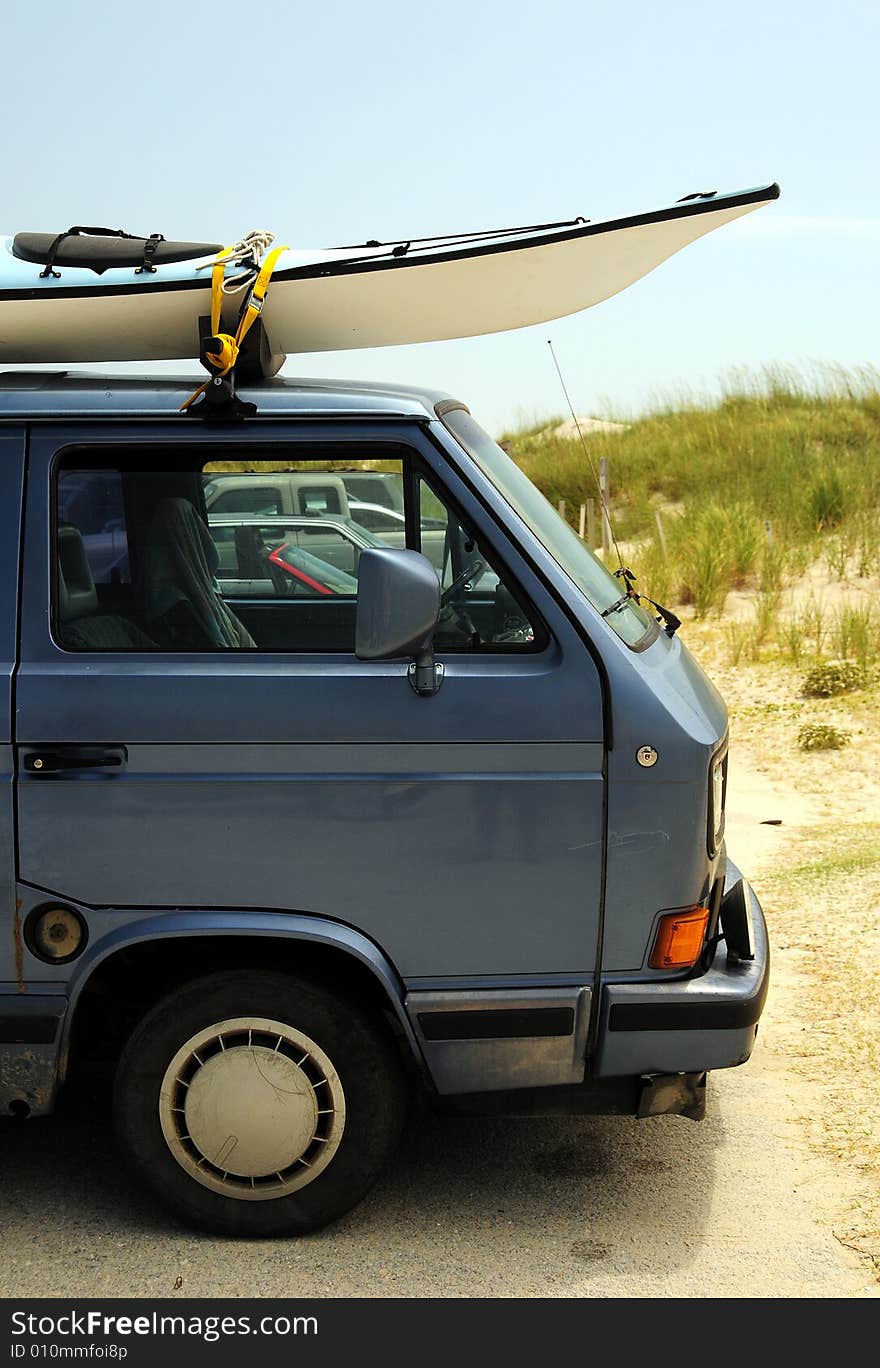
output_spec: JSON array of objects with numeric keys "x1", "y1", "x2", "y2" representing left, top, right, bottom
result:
[{"x1": 24, "y1": 748, "x2": 127, "y2": 774}]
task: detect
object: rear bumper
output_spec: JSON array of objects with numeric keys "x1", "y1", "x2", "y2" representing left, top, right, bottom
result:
[
  {"x1": 0, "y1": 993, "x2": 67, "y2": 1116},
  {"x1": 593, "y1": 867, "x2": 769, "y2": 1077}
]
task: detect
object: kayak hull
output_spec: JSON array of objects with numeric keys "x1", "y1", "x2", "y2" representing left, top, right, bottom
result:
[{"x1": 0, "y1": 186, "x2": 778, "y2": 363}]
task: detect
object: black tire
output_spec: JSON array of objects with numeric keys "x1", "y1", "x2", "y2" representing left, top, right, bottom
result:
[{"x1": 114, "y1": 969, "x2": 406, "y2": 1237}]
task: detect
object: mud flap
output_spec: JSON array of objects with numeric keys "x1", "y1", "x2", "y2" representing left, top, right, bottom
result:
[{"x1": 638, "y1": 1071, "x2": 707, "y2": 1121}]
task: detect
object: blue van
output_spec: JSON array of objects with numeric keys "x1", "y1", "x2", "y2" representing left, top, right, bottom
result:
[{"x1": 0, "y1": 370, "x2": 768, "y2": 1237}]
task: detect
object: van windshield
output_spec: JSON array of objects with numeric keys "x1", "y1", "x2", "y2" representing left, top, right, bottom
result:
[{"x1": 441, "y1": 409, "x2": 656, "y2": 649}]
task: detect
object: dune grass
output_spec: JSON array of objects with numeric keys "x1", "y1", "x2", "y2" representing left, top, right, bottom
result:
[{"x1": 501, "y1": 365, "x2": 880, "y2": 631}]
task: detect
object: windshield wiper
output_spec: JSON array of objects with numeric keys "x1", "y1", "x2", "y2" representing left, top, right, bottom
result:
[
  {"x1": 601, "y1": 593, "x2": 632, "y2": 619},
  {"x1": 602, "y1": 566, "x2": 681, "y2": 638}
]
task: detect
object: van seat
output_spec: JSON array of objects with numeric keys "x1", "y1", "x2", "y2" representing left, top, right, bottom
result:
[
  {"x1": 62, "y1": 614, "x2": 157, "y2": 651},
  {"x1": 58, "y1": 525, "x2": 156, "y2": 650},
  {"x1": 141, "y1": 498, "x2": 255, "y2": 648}
]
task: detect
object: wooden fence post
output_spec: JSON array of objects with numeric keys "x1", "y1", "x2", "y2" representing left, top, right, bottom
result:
[
  {"x1": 654, "y1": 509, "x2": 668, "y2": 558},
  {"x1": 586, "y1": 498, "x2": 597, "y2": 549},
  {"x1": 599, "y1": 458, "x2": 612, "y2": 554},
  {"x1": 557, "y1": 499, "x2": 566, "y2": 521},
  {"x1": 578, "y1": 503, "x2": 586, "y2": 539}
]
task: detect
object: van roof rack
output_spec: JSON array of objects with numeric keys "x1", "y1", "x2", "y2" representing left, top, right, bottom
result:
[{"x1": 181, "y1": 316, "x2": 287, "y2": 421}]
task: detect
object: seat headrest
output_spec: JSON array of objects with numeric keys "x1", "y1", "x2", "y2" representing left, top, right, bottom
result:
[
  {"x1": 150, "y1": 497, "x2": 221, "y2": 577},
  {"x1": 58, "y1": 525, "x2": 98, "y2": 622}
]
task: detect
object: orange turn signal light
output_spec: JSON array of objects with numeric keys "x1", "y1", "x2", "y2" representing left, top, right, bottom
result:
[{"x1": 649, "y1": 907, "x2": 709, "y2": 969}]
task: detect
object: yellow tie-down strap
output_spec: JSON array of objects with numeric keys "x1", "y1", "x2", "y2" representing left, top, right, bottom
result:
[{"x1": 180, "y1": 243, "x2": 288, "y2": 411}]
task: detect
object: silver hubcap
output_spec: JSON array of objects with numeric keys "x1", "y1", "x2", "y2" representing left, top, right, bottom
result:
[{"x1": 158, "y1": 1017, "x2": 346, "y2": 1201}]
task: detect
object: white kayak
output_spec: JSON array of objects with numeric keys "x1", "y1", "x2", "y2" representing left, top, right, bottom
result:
[{"x1": 0, "y1": 184, "x2": 778, "y2": 364}]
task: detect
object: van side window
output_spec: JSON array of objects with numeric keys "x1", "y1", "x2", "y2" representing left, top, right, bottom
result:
[
  {"x1": 417, "y1": 477, "x2": 539, "y2": 649},
  {"x1": 53, "y1": 454, "x2": 542, "y2": 654}
]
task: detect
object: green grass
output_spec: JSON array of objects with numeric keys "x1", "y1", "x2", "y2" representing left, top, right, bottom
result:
[
  {"x1": 777, "y1": 600, "x2": 880, "y2": 670},
  {"x1": 770, "y1": 826, "x2": 880, "y2": 886},
  {"x1": 802, "y1": 659, "x2": 870, "y2": 697},
  {"x1": 501, "y1": 364, "x2": 880, "y2": 619},
  {"x1": 797, "y1": 722, "x2": 851, "y2": 751}
]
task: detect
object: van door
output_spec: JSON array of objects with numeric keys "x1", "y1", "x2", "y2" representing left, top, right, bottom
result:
[{"x1": 14, "y1": 422, "x2": 605, "y2": 981}]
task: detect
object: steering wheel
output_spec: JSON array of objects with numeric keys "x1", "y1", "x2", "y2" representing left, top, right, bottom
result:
[{"x1": 440, "y1": 557, "x2": 486, "y2": 607}]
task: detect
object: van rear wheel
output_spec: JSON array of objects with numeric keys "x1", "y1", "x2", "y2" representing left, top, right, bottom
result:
[{"x1": 113, "y1": 970, "x2": 405, "y2": 1236}]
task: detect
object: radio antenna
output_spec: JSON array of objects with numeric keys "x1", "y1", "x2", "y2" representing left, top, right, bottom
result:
[
  {"x1": 546, "y1": 339, "x2": 625, "y2": 569},
  {"x1": 546, "y1": 339, "x2": 681, "y2": 637}
]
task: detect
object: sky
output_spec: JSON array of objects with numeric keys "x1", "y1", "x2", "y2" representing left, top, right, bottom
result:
[{"x1": 2, "y1": 0, "x2": 878, "y2": 432}]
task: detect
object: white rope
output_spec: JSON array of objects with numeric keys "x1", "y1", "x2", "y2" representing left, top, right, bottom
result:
[{"x1": 195, "y1": 229, "x2": 278, "y2": 294}]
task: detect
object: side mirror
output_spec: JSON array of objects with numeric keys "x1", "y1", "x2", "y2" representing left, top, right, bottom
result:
[{"x1": 356, "y1": 549, "x2": 443, "y2": 696}]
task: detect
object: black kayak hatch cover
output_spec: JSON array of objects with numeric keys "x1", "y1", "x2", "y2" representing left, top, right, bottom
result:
[{"x1": 13, "y1": 228, "x2": 222, "y2": 275}]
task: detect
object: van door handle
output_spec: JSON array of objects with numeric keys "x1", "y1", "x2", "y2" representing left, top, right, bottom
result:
[{"x1": 23, "y1": 747, "x2": 127, "y2": 774}]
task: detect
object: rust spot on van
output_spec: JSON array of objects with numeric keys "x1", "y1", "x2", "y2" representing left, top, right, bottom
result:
[{"x1": 13, "y1": 898, "x2": 25, "y2": 992}]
